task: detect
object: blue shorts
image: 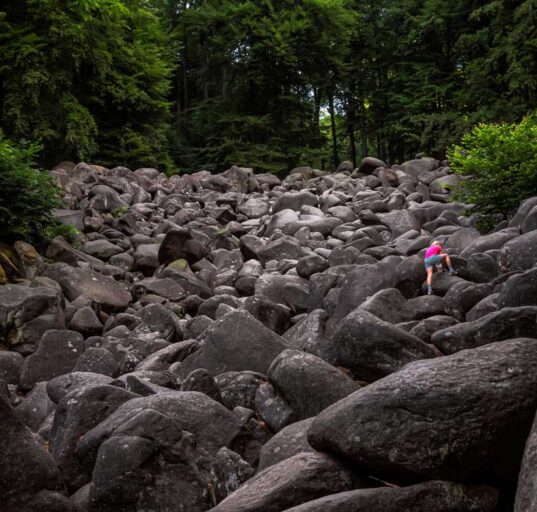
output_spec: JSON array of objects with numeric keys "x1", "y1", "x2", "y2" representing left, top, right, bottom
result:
[{"x1": 424, "y1": 255, "x2": 442, "y2": 269}]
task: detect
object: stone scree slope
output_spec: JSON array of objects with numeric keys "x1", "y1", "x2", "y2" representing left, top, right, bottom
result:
[{"x1": 1, "y1": 158, "x2": 537, "y2": 511}]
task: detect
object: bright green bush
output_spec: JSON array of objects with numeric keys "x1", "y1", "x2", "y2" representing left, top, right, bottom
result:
[
  {"x1": 449, "y1": 114, "x2": 537, "y2": 218},
  {"x1": 0, "y1": 132, "x2": 68, "y2": 245}
]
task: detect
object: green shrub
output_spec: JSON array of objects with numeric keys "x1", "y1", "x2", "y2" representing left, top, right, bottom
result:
[
  {"x1": 0, "y1": 132, "x2": 67, "y2": 245},
  {"x1": 448, "y1": 114, "x2": 537, "y2": 219}
]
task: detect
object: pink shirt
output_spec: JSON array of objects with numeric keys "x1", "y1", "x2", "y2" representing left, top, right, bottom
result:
[{"x1": 425, "y1": 245, "x2": 442, "y2": 259}]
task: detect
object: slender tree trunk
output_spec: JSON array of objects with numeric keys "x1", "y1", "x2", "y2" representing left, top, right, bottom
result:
[
  {"x1": 181, "y1": 40, "x2": 189, "y2": 124},
  {"x1": 360, "y1": 96, "x2": 368, "y2": 159},
  {"x1": 348, "y1": 122, "x2": 356, "y2": 168},
  {"x1": 175, "y1": 69, "x2": 182, "y2": 121},
  {"x1": 377, "y1": 135, "x2": 381, "y2": 160},
  {"x1": 313, "y1": 87, "x2": 321, "y2": 130},
  {"x1": 360, "y1": 131, "x2": 368, "y2": 160},
  {"x1": 222, "y1": 66, "x2": 228, "y2": 102},
  {"x1": 345, "y1": 95, "x2": 356, "y2": 167},
  {"x1": 328, "y1": 91, "x2": 339, "y2": 168}
]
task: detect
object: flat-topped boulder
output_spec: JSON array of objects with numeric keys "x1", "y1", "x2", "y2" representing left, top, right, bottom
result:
[{"x1": 44, "y1": 264, "x2": 131, "y2": 311}]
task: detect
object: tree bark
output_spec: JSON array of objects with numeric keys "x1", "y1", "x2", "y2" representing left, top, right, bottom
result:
[
  {"x1": 348, "y1": 122, "x2": 357, "y2": 168},
  {"x1": 328, "y1": 91, "x2": 339, "y2": 168},
  {"x1": 313, "y1": 87, "x2": 321, "y2": 130}
]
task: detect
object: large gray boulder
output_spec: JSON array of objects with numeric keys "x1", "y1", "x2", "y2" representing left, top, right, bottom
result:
[
  {"x1": 0, "y1": 351, "x2": 23, "y2": 385},
  {"x1": 214, "y1": 371, "x2": 266, "y2": 410},
  {"x1": 258, "y1": 236, "x2": 303, "y2": 264},
  {"x1": 326, "y1": 257, "x2": 401, "y2": 331},
  {"x1": 393, "y1": 255, "x2": 427, "y2": 298},
  {"x1": 432, "y1": 306, "x2": 537, "y2": 354},
  {"x1": 443, "y1": 281, "x2": 495, "y2": 321},
  {"x1": 516, "y1": 410, "x2": 537, "y2": 511},
  {"x1": 221, "y1": 165, "x2": 258, "y2": 193},
  {"x1": 178, "y1": 310, "x2": 290, "y2": 378},
  {"x1": 509, "y1": 196, "x2": 537, "y2": 229},
  {"x1": 466, "y1": 293, "x2": 500, "y2": 322},
  {"x1": 77, "y1": 392, "x2": 242, "y2": 467},
  {"x1": 400, "y1": 158, "x2": 439, "y2": 179},
  {"x1": 443, "y1": 227, "x2": 481, "y2": 253},
  {"x1": 357, "y1": 288, "x2": 410, "y2": 323},
  {"x1": 497, "y1": 268, "x2": 537, "y2": 308},
  {"x1": 377, "y1": 210, "x2": 420, "y2": 239},
  {"x1": 430, "y1": 173, "x2": 463, "y2": 194},
  {"x1": 87, "y1": 413, "x2": 210, "y2": 512},
  {"x1": 460, "y1": 228, "x2": 520, "y2": 259},
  {"x1": 309, "y1": 338, "x2": 537, "y2": 489},
  {"x1": 50, "y1": 385, "x2": 138, "y2": 490},
  {"x1": 0, "y1": 284, "x2": 64, "y2": 348},
  {"x1": 268, "y1": 350, "x2": 358, "y2": 421},
  {"x1": 282, "y1": 309, "x2": 328, "y2": 355},
  {"x1": 264, "y1": 209, "x2": 300, "y2": 236},
  {"x1": 44, "y1": 264, "x2": 131, "y2": 311},
  {"x1": 258, "y1": 418, "x2": 315, "y2": 471},
  {"x1": 210, "y1": 447, "x2": 255, "y2": 504},
  {"x1": 19, "y1": 330, "x2": 85, "y2": 390},
  {"x1": 89, "y1": 184, "x2": 128, "y2": 212},
  {"x1": 240, "y1": 197, "x2": 269, "y2": 218},
  {"x1": 255, "y1": 274, "x2": 309, "y2": 305},
  {"x1": 327, "y1": 310, "x2": 437, "y2": 381},
  {"x1": 14, "y1": 382, "x2": 56, "y2": 432},
  {"x1": 244, "y1": 295, "x2": 291, "y2": 335},
  {"x1": 52, "y1": 208, "x2": 85, "y2": 231},
  {"x1": 158, "y1": 228, "x2": 210, "y2": 266},
  {"x1": 80, "y1": 239, "x2": 123, "y2": 259},
  {"x1": 358, "y1": 157, "x2": 386, "y2": 174},
  {"x1": 0, "y1": 391, "x2": 69, "y2": 510},
  {"x1": 409, "y1": 315, "x2": 459, "y2": 343},
  {"x1": 208, "y1": 452, "x2": 358, "y2": 512},
  {"x1": 282, "y1": 481, "x2": 498, "y2": 512},
  {"x1": 499, "y1": 230, "x2": 537, "y2": 271},
  {"x1": 272, "y1": 191, "x2": 318, "y2": 213},
  {"x1": 46, "y1": 372, "x2": 114, "y2": 404},
  {"x1": 45, "y1": 236, "x2": 104, "y2": 267}
]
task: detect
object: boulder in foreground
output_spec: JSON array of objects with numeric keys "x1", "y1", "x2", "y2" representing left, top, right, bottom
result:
[
  {"x1": 0, "y1": 390, "x2": 69, "y2": 510},
  {"x1": 282, "y1": 480, "x2": 498, "y2": 512},
  {"x1": 309, "y1": 338, "x2": 537, "y2": 490},
  {"x1": 515, "y1": 410, "x2": 537, "y2": 512},
  {"x1": 208, "y1": 452, "x2": 362, "y2": 512}
]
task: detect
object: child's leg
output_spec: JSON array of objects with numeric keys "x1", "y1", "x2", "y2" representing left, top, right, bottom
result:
[
  {"x1": 426, "y1": 266, "x2": 434, "y2": 294},
  {"x1": 441, "y1": 253, "x2": 456, "y2": 274}
]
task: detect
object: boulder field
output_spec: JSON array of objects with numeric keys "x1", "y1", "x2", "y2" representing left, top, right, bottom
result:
[{"x1": 1, "y1": 157, "x2": 537, "y2": 511}]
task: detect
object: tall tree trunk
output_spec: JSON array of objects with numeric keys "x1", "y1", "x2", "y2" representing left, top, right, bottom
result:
[
  {"x1": 328, "y1": 91, "x2": 339, "y2": 168},
  {"x1": 360, "y1": 130, "x2": 368, "y2": 160},
  {"x1": 181, "y1": 40, "x2": 189, "y2": 125},
  {"x1": 313, "y1": 87, "x2": 321, "y2": 130},
  {"x1": 348, "y1": 122, "x2": 356, "y2": 168},
  {"x1": 222, "y1": 66, "x2": 228, "y2": 102},
  {"x1": 175, "y1": 69, "x2": 182, "y2": 121},
  {"x1": 377, "y1": 135, "x2": 381, "y2": 160},
  {"x1": 360, "y1": 97, "x2": 368, "y2": 159},
  {"x1": 346, "y1": 95, "x2": 356, "y2": 167}
]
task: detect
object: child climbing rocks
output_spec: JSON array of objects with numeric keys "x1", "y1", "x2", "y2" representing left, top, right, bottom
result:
[{"x1": 424, "y1": 241, "x2": 456, "y2": 295}]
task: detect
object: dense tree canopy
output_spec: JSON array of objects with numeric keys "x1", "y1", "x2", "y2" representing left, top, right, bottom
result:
[
  {"x1": 0, "y1": 0, "x2": 171, "y2": 168},
  {"x1": 0, "y1": 0, "x2": 536, "y2": 173}
]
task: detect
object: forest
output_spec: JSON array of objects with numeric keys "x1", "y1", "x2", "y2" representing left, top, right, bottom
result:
[{"x1": 0, "y1": 0, "x2": 536, "y2": 175}]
